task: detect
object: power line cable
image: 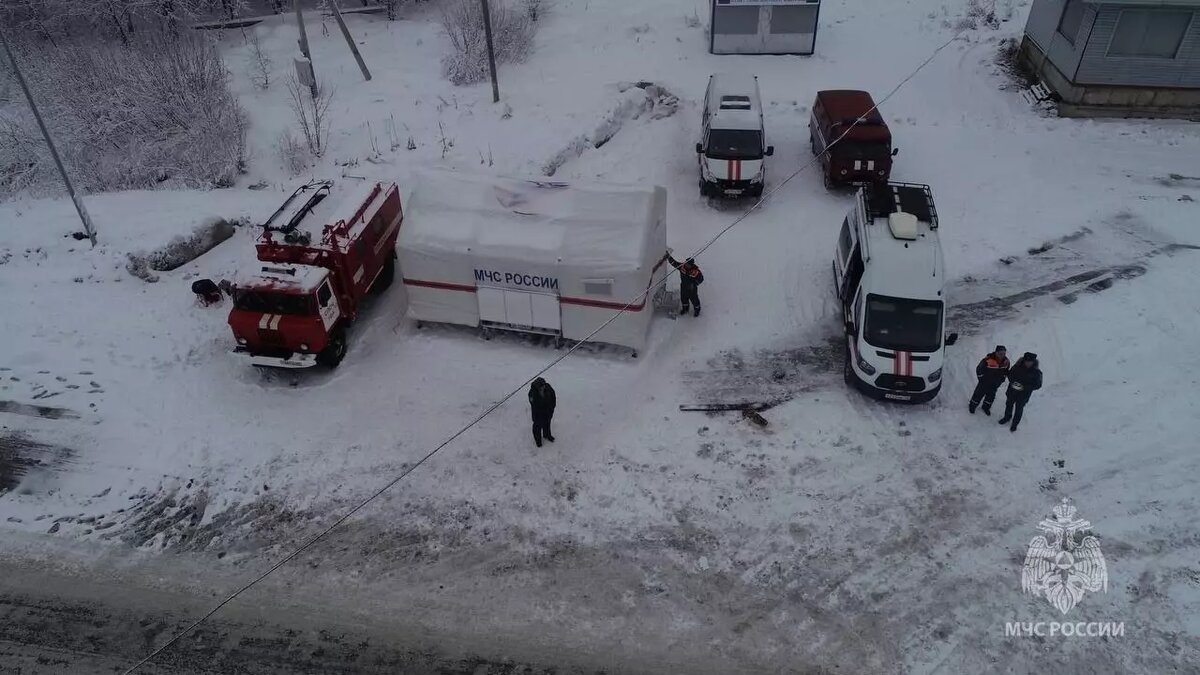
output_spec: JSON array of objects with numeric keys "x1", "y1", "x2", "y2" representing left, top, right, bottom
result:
[{"x1": 123, "y1": 28, "x2": 963, "y2": 674}]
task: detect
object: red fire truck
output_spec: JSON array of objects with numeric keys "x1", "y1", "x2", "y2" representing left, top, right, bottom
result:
[{"x1": 227, "y1": 179, "x2": 403, "y2": 368}]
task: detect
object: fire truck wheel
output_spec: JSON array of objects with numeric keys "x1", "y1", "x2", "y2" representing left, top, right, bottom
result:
[
  {"x1": 372, "y1": 256, "x2": 396, "y2": 294},
  {"x1": 823, "y1": 168, "x2": 834, "y2": 191},
  {"x1": 317, "y1": 329, "x2": 348, "y2": 368}
]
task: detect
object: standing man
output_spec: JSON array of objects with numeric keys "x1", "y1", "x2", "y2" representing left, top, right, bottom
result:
[
  {"x1": 968, "y1": 345, "x2": 1010, "y2": 415},
  {"x1": 664, "y1": 252, "x2": 704, "y2": 317},
  {"x1": 528, "y1": 376, "x2": 556, "y2": 447},
  {"x1": 998, "y1": 352, "x2": 1042, "y2": 432}
]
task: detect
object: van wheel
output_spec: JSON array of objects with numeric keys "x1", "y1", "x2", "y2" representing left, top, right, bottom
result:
[
  {"x1": 832, "y1": 260, "x2": 841, "y2": 300},
  {"x1": 317, "y1": 328, "x2": 348, "y2": 368},
  {"x1": 810, "y1": 133, "x2": 817, "y2": 155},
  {"x1": 372, "y1": 256, "x2": 395, "y2": 294},
  {"x1": 823, "y1": 169, "x2": 834, "y2": 191}
]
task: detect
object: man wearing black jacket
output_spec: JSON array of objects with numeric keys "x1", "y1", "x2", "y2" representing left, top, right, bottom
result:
[
  {"x1": 999, "y1": 352, "x2": 1042, "y2": 432},
  {"x1": 664, "y1": 253, "x2": 704, "y2": 317},
  {"x1": 528, "y1": 377, "x2": 556, "y2": 447},
  {"x1": 969, "y1": 345, "x2": 1010, "y2": 416}
]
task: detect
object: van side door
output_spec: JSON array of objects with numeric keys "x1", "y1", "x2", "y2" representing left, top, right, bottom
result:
[{"x1": 834, "y1": 215, "x2": 854, "y2": 300}]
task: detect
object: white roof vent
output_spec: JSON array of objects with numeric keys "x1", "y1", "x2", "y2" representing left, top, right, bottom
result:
[{"x1": 888, "y1": 212, "x2": 919, "y2": 240}]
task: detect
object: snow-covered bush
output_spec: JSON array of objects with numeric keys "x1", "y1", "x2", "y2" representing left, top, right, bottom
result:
[
  {"x1": 277, "y1": 129, "x2": 310, "y2": 176},
  {"x1": 0, "y1": 30, "x2": 247, "y2": 196},
  {"x1": 440, "y1": 0, "x2": 534, "y2": 86}
]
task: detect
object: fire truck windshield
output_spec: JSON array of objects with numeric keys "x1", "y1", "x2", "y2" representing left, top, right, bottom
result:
[{"x1": 233, "y1": 290, "x2": 313, "y2": 315}]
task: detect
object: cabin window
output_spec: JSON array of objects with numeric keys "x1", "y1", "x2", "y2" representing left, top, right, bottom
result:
[
  {"x1": 714, "y1": 6, "x2": 759, "y2": 35},
  {"x1": 770, "y1": 6, "x2": 817, "y2": 34},
  {"x1": 1107, "y1": 10, "x2": 1192, "y2": 59},
  {"x1": 1056, "y1": 0, "x2": 1086, "y2": 45},
  {"x1": 317, "y1": 282, "x2": 333, "y2": 307},
  {"x1": 583, "y1": 279, "x2": 614, "y2": 296}
]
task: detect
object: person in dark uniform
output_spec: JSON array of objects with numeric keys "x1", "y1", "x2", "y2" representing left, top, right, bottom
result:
[
  {"x1": 664, "y1": 253, "x2": 704, "y2": 317},
  {"x1": 999, "y1": 352, "x2": 1042, "y2": 432},
  {"x1": 528, "y1": 377, "x2": 556, "y2": 447},
  {"x1": 969, "y1": 345, "x2": 1010, "y2": 416}
]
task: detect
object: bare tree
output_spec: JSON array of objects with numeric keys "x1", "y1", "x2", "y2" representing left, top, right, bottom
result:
[
  {"x1": 244, "y1": 26, "x2": 271, "y2": 89},
  {"x1": 285, "y1": 73, "x2": 333, "y2": 157}
]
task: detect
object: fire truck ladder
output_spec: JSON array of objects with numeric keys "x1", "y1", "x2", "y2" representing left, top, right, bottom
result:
[{"x1": 262, "y1": 180, "x2": 335, "y2": 235}]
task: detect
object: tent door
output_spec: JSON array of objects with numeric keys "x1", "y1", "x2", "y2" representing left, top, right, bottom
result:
[{"x1": 477, "y1": 286, "x2": 561, "y2": 335}]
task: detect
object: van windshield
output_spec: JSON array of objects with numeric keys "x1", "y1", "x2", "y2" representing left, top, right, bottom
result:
[
  {"x1": 233, "y1": 290, "x2": 313, "y2": 315},
  {"x1": 705, "y1": 129, "x2": 763, "y2": 160},
  {"x1": 863, "y1": 294, "x2": 943, "y2": 353},
  {"x1": 832, "y1": 140, "x2": 891, "y2": 159}
]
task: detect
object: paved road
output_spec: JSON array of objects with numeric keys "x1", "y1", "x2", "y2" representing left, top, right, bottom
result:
[{"x1": 0, "y1": 558, "x2": 589, "y2": 675}]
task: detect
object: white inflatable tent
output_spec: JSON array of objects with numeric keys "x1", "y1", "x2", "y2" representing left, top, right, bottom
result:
[{"x1": 397, "y1": 168, "x2": 669, "y2": 353}]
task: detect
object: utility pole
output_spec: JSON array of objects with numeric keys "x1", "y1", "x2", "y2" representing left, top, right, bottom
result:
[
  {"x1": 479, "y1": 0, "x2": 500, "y2": 103},
  {"x1": 1, "y1": 27, "x2": 97, "y2": 247},
  {"x1": 293, "y1": 0, "x2": 319, "y2": 101},
  {"x1": 329, "y1": 1, "x2": 371, "y2": 81}
]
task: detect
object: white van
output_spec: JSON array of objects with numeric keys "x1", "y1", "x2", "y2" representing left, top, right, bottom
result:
[
  {"x1": 696, "y1": 74, "x2": 773, "y2": 199},
  {"x1": 833, "y1": 182, "x2": 959, "y2": 403}
]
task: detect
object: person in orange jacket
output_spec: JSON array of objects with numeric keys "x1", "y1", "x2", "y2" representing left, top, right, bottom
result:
[
  {"x1": 664, "y1": 252, "x2": 704, "y2": 317},
  {"x1": 968, "y1": 345, "x2": 1010, "y2": 416}
]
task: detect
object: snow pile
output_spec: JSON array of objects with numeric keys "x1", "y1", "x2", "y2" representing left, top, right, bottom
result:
[
  {"x1": 543, "y1": 81, "x2": 679, "y2": 176},
  {"x1": 124, "y1": 217, "x2": 245, "y2": 283}
]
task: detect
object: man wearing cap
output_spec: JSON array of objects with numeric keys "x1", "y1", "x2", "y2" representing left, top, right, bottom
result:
[
  {"x1": 528, "y1": 377, "x2": 556, "y2": 447},
  {"x1": 999, "y1": 352, "x2": 1042, "y2": 432},
  {"x1": 968, "y1": 345, "x2": 1010, "y2": 416},
  {"x1": 663, "y1": 252, "x2": 704, "y2": 317}
]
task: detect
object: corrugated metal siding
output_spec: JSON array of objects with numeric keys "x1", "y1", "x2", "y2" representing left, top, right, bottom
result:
[
  {"x1": 1026, "y1": 0, "x2": 1069, "y2": 46},
  {"x1": 1076, "y1": 6, "x2": 1200, "y2": 86},
  {"x1": 1024, "y1": 0, "x2": 1097, "y2": 78}
]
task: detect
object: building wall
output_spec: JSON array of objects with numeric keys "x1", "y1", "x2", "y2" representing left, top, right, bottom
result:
[
  {"x1": 1075, "y1": 5, "x2": 1200, "y2": 87},
  {"x1": 1023, "y1": 0, "x2": 1099, "y2": 81},
  {"x1": 1020, "y1": 35, "x2": 1200, "y2": 119},
  {"x1": 710, "y1": 2, "x2": 818, "y2": 55}
]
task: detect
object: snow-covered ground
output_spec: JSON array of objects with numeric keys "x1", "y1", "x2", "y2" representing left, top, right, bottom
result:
[{"x1": 2, "y1": 0, "x2": 1199, "y2": 672}]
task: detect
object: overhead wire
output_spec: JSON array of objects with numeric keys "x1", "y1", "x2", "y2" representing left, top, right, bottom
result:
[{"x1": 123, "y1": 28, "x2": 965, "y2": 674}]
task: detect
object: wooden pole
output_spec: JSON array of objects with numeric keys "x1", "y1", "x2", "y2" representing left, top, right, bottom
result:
[
  {"x1": 0, "y1": 27, "x2": 97, "y2": 247},
  {"x1": 479, "y1": 0, "x2": 500, "y2": 103},
  {"x1": 329, "y1": 1, "x2": 372, "y2": 81}
]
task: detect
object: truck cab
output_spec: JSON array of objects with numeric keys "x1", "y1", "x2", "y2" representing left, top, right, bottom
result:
[
  {"x1": 697, "y1": 74, "x2": 774, "y2": 199},
  {"x1": 226, "y1": 179, "x2": 403, "y2": 369},
  {"x1": 228, "y1": 264, "x2": 346, "y2": 368},
  {"x1": 833, "y1": 182, "x2": 957, "y2": 403},
  {"x1": 810, "y1": 90, "x2": 897, "y2": 189}
]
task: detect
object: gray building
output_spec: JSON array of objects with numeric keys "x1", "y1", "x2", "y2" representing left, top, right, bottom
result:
[
  {"x1": 1019, "y1": 0, "x2": 1200, "y2": 118},
  {"x1": 709, "y1": 0, "x2": 821, "y2": 55}
]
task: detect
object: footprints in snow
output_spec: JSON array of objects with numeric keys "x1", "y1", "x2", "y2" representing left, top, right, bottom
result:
[{"x1": 0, "y1": 367, "x2": 103, "y2": 419}]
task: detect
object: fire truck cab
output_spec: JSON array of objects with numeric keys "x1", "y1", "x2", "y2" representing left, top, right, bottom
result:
[
  {"x1": 834, "y1": 182, "x2": 958, "y2": 403},
  {"x1": 227, "y1": 179, "x2": 403, "y2": 369}
]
